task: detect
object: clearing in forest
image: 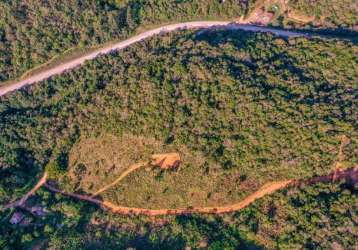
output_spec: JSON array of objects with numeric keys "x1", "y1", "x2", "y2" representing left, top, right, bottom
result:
[{"x1": 57, "y1": 132, "x2": 357, "y2": 210}]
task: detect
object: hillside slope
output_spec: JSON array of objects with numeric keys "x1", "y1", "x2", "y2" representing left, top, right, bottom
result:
[
  {"x1": 1, "y1": 29, "x2": 357, "y2": 204},
  {"x1": 0, "y1": 21, "x2": 357, "y2": 249}
]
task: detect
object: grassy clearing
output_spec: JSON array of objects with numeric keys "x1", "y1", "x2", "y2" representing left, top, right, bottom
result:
[
  {"x1": 64, "y1": 132, "x2": 356, "y2": 210},
  {"x1": 98, "y1": 152, "x2": 318, "y2": 210},
  {"x1": 71, "y1": 135, "x2": 346, "y2": 210},
  {"x1": 67, "y1": 134, "x2": 163, "y2": 193}
]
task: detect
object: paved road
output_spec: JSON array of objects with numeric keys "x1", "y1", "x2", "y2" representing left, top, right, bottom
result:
[{"x1": 0, "y1": 22, "x2": 307, "y2": 97}]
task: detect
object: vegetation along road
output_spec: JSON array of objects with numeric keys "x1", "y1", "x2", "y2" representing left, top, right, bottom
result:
[
  {"x1": 0, "y1": 22, "x2": 308, "y2": 97},
  {"x1": 4, "y1": 166, "x2": 356, "y2": 216}
]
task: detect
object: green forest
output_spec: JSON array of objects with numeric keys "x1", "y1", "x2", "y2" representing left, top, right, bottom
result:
[
  {"x1": 0, "y1": 26, "x2": 357, "y2": 248},
  {"x1": 1, "y1": 0, "x2": 357, "y2": 84},
  {"x1": 1, "y1": 29, "x2": 357, "y2": 201},
  {"x1": 0, "y1": 0, "x2": 250, "y2": 82}
]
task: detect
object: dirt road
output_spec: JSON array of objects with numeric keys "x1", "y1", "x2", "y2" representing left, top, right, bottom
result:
[
  {"x1": 0, "y1": 22, "x2": 307, "y2": 97},
  {"x1": 44, "y1": 167, "x2": 357, "y2": 216},
  {"x1": 90, "y1": 162, "x2": 147, "y2": 198},
  {"x1": 4, "y1": 136, "x2": 355, "y2": 216},
  {"x1": 2, "y1": 172, "x2": 48, "y2": 210},
  {"x1": 45, "y1": 180, "x2": 292, "y2": 216},
  {"x1": 4, "y1": 166, "x2": 356, "y2": 216}
]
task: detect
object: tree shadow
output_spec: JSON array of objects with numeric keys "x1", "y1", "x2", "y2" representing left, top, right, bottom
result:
[
  {"x1": 195, "y1": 24, "x2": 358, "y2": 45},
  {"x1": 288, "y1": 26, "x2": 358, "y2": 43}
]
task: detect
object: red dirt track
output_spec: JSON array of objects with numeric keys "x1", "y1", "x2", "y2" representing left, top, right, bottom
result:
[{"x1": 43, "y1": 167, "x2": 357, "y2": 216}]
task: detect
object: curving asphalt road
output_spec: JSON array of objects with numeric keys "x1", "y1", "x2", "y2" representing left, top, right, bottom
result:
[{"x1": 0, "y1": 22, "x2": 307, "y2": 97}]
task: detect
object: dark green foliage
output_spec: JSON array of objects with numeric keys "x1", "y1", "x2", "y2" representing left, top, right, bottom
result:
[
  {"x1": 0, "y1": 0, "x2": 248, "y2": 82},
  {"x1": 0, "y1": 27, "x2": 357, "y2": 249},
  {"x1": 0, "y1": 29, "x2": 357, "y2": 202},
  {"x1": 233, "y1": 182, "x2": 358, "y2": 249}
]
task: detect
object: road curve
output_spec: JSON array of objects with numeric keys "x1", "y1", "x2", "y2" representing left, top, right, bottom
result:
[
  {"x1": 0, "y1": 22, "x2": 307, "y2": 97},
  {"x1": 44, "y1": 166, "x2": 357, "y2": 216}
]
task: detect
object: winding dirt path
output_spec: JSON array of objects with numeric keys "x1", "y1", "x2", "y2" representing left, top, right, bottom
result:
[
  {"x1": 90, "y1": 162, "x2": 147, "y2": 198},
  {"x1": 0, "y1": 22, "x2": 307, "y2": 97},
  {"x1": 44, "y1": 167, "x2": 357, "y2": 216},
  {"x1": 4, "y1": 166, "x2": 357, "y2": 216},
  {"x1": 3, "y1": 135, "x2": 355, "y2": 216},
  {"x1": 45, "y1": 180, "x2": 293, "y2": 216}
]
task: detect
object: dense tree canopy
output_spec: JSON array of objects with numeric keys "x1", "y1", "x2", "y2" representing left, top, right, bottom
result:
[
  {"x1": 0, "y1": 16, "x2": 357, "y2": 249},
  {"x1": 1, "y1": 28, "x2": 357, "y2": 200},
  {"x1": 0, "y1": 0, "x2": 249, "y2": 82},
  {"x1": 1, "y1": 0, "x2": 357, "y2": 83}
]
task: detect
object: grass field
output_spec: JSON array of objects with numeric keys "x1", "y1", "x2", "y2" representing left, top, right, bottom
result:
[
  {"x1": 63, "y1": 132, "x2": 353, "y2": 210},
  {"x1": 67, "y1": 134, "x2": 164, "y2": 193}
]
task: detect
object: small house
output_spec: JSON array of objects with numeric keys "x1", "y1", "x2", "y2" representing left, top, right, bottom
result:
[{"x1": 10, "y1": 212, "x2": 25, "y2": 225}]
